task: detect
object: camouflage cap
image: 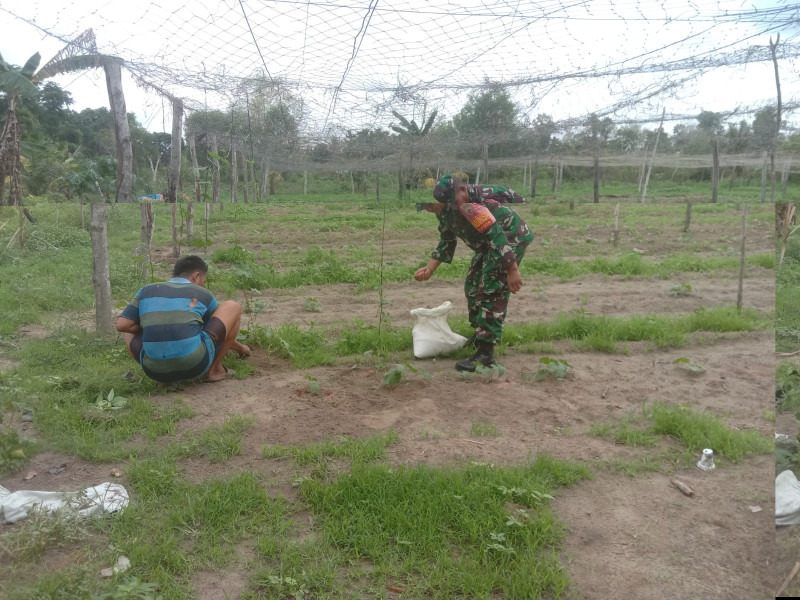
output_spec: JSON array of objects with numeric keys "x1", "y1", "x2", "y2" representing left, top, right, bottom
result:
[{"x1": 432, "y1": 174, "x2": 456, "y2": 202}]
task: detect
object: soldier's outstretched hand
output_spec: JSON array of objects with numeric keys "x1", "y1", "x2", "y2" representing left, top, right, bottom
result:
[{"x1": 414, "y1": 267, "x2": 432, "y2": 281}]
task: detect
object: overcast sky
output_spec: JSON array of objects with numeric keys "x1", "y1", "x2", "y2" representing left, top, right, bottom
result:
[{"x1": 1, "y1": 0, "x2": 798, "y2": 138}]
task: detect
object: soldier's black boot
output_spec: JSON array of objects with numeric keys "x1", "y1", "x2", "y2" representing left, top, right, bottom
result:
[{"x1": 455, "y1": 340, "x2": 496, "y2": 372}]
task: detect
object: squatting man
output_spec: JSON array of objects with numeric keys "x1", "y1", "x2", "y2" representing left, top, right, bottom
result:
[{"x1": 116, "y1": 255, "x2": 251, "y2": 384}]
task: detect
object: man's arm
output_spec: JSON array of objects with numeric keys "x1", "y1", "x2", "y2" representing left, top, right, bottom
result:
[
  {"x1": 117, "y1": 290, "x2": 143, "y2": 333},
  {"x1": 116, "y1": 317, "x2": 142, "y2": 334}
]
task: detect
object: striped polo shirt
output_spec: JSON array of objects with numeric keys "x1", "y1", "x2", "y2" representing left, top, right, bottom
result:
[{"x1": 121, "y1": 278, "x2": 219, "y2": 379}]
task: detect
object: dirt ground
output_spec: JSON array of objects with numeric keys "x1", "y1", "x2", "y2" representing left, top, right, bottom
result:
[{"x1": 2, "y1": 330, "x2": 775, "y2": 599}]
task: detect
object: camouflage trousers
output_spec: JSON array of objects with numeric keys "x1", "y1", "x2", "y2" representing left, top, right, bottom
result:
[{"x1": 465, "y1": 242, "x2": 530, "y2": 344}]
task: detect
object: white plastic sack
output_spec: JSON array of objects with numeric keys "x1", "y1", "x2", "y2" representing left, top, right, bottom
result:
[
  {"x1": 410, "y1": 301, "x2": 468, "y2": 358},
  {"x1": 0, "y1": 482, "x2": 129, "y2": 524},
  {"x1": 776, "y1": 470, "x2": 800, "y2": 526}
]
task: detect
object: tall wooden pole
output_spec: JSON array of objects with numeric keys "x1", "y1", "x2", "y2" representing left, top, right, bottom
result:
[
  {"x1": 103, "y1": 59, "x2": 133, "y2": 203},
  {"x1": 769, "y1": 34, "x2": 782, "y2": 203},
  {"x1": 167, "y1": 99, "x2": 183, "y2": 203}
]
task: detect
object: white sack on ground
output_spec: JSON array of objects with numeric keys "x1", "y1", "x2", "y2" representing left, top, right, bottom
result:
[
  {"x1": 776, "y1": 470, "x2": 800, "y2": 526},
  {"x1": 0, "y1": 482, "x2": 129, "y2": 524},
  {"x1": 410, "y1": 301, "x2": 468, "y2": 358}
]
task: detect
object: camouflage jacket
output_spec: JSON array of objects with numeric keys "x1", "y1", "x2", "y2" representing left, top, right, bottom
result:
[
  {"x1": 431, "y1": 201, "x2": 532, "y2": 270},
  {"x1": 466, "y1": 184, "x2": 527, "y2": 205}
]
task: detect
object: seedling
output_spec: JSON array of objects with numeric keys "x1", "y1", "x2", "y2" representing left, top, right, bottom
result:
[
  {"x1": 669, "y1": 282, "x2": 692, "y2": 297},
  {"x1": 302, "y1": 297, "x2": 323, "y2": 312},
  {"x1": 673, "y1": 357, "x2": 706, "y2": 374},
  {"x1": 96, "y1": 389, "x2": 127, "y2": 411},
  {"x1": 305, "y1": 375, "x2": 322, "y2": 395},
  {"x1": 529, "y1": 357, "x2": 573, "y2": 381},
  {"x1": 474, "y1": 363, "x2": 506, "y2": 382},
  {"x1": 382, "y1": 361, "x2": 431, "y2": 386}
]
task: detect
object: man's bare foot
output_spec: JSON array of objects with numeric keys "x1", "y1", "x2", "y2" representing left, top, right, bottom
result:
[
  {"x1": 232, "y1": 341, "x2": 251, "y2": 358},
  {"x1": 206, "y1": 365, "x2": 236, "y2": 382}
]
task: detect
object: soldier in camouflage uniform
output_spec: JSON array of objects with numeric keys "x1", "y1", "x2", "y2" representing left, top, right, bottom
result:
[{"x1": 414, "y1": 175, "x2": 534, "y2": 371}]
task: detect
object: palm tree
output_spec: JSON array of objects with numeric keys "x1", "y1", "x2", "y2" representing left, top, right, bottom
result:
[
  {"x1": 391, "y1": 108, "x2": 437, "y2": 193},
  {"x1": 0, "y1": 51, "x2": 40, "y2": 205}
]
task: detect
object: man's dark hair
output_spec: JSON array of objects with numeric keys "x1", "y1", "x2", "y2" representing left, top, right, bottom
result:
[{"x1": 173, "y1": 255, "x2": 208, "y2": 278}]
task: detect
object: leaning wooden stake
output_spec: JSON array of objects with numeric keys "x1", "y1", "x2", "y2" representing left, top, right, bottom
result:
[
  {"x1": 637, "y1": 145, "x2": 648, "y2": 193},
  {"x1": 171, "y1": 202, "x2": 180, "y2": 259},
  {"x1": 531, "y1": 159, "x2": 538, "y2": 199},
  {"x1": 612, "y1": 202, "x2": 620, "y2": 246},
  {"x1": 593, "y1": 154, "x2": 600, "y2": 203},
  {"x1": 376, "y1": 173, "x2": 381, "y2": 203},
  {"x1": 641, "y1": 108, "x2": 665, "y2": 203},
  {"x1": 303, "y1": 169, "x2": 308, "y2": 195},
  {"x1": 761, "y1": 153, "x2": 768, "y2": 203},
  {"x1": 736, "y1": 204, "x2": 748, "y2": 312},
  {"x1": 90, "y1": 203, "x2": 113, "y2": 332},
  {"x1": 683, "y1": 202, "x2": 692, "y2": 233}
]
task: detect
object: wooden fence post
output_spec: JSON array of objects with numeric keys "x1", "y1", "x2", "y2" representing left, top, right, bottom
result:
[
  {"x1": 737, "y1": 204, "x2": 748, "y2": 311},
  {"x1": 683, "y1": 202, "x2": 692, "y2": 233},
  {"x1": 90, "y1": 203, "x2": 113, "y2": 332},
  {"x1": 612, "y1": 202, "x2": 620, "y2": 246}
]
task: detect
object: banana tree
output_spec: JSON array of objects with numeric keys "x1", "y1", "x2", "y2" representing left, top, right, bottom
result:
[
  {"x1": 391, "y1": 108, "x2": 437, "y2": 193},
  {"x1": 0, "y1": 51, "x2": 40, "y2": 206}
]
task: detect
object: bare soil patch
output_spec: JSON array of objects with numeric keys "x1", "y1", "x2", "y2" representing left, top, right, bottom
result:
[{"x1": 153, "y1": 331, "x2": 774, "y2": 600}]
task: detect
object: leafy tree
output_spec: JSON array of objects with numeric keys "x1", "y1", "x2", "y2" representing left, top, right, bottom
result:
[{"x1": 452, "y1": 88, "x2": 518, "y2": 159}]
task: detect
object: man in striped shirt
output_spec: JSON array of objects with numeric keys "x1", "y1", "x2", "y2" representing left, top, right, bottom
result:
[{"x1": 116, "y1": 255, "x2": 250, "y2": 383}]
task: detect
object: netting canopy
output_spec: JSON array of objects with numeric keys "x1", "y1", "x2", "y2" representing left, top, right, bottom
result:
[{"x1": 3, "y1": 0, "x2": 799, "y2": 141}]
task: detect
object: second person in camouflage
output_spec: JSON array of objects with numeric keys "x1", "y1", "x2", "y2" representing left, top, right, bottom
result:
[{"x1": 414, "y1": 175, "x2": 534, "y2": 371}]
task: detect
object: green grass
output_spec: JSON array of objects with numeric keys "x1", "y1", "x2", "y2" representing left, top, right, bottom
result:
[
  {"x1": 1, "y1": 331, "x2": 193, "y2": 462},
  {"x1": 262, "y1": 431, "x2": 400, "y2": 466},
  {"x1": 169, "y1": 415, "x2": 254, "y2": 462},
  {"x1": 471, "y1": 421, "x2": 500, "y2": 437},
  {"x1": 206, "y1": 248, "x2": 774, "y2": 295},
  {"x1": 589, "y1": 403, "x2": 772, "y2": 472},
  {"x1": 242, "y1": 305, "x2": 769, "y2": 368},
  {"x1": 300, "y1": 455, "x2": 591, "y2": 599},
  {"x1": 648, "y1": 403, "x2": 772, "y2": 462},
  {"x1": 103, "y1": 470, "x2": 290, "y2": 599}
]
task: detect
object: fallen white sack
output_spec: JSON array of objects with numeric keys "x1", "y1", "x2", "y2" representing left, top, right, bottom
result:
[
  {"x1": 410, "y1": 301, "x2": 468, "y2": 359},
  {"x1": 0, "y1": 482, "x2": 129, "y2": 524},
  {"x1": 776, "y1": 470, "x2": 800, "y2": 526}
]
